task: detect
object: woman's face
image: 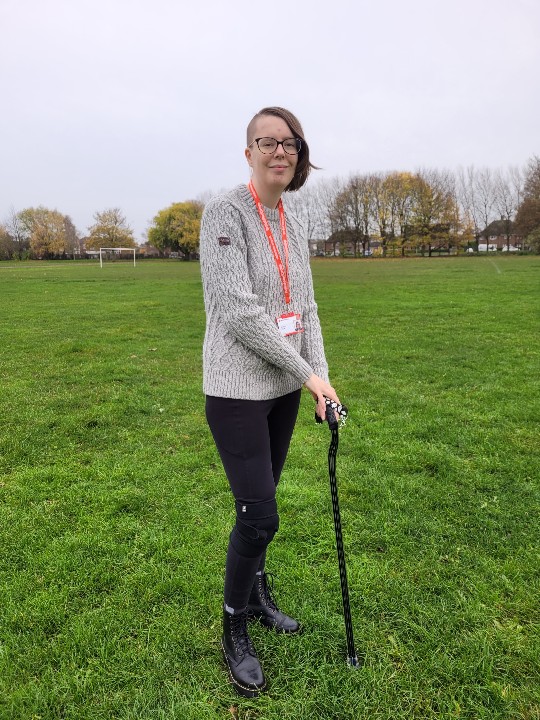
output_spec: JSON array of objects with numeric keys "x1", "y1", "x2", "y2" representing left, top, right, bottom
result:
[{"x1": 245, "y1": 115, "x2": 298, "y2": 196}]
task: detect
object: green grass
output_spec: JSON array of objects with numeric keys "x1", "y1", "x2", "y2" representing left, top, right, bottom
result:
[{"x1": 0, "y1": 256, "x2": 539, "y2": 720}]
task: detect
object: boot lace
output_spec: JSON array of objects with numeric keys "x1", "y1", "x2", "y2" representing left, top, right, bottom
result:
[
  {"x1": 230, "y1": 611, "x2": 256, "y2": 658},
  {"x1": 258, "y1": 572, "x2": 279, "y2": 612}
]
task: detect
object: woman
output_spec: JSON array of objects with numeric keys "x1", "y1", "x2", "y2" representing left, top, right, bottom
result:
[{"x1": 200, "y1": 106, "x2": 340, "y2": 697}]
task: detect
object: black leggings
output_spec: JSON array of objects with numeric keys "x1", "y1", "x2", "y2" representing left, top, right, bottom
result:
[{"x1": 205, "y1": 389, "x2": 301, "y2": 610}]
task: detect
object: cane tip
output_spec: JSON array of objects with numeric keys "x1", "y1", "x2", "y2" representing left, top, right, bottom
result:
[{"x1": 347, "y1": 655, "x2": 361, "y2": 669}]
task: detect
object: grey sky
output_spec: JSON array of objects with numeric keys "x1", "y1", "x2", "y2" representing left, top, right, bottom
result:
[{"x1": 1, "y1": 0, "x2": 539, "y2": 241}]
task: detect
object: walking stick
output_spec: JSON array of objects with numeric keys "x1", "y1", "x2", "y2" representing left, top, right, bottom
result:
[{"x1": 316, "y1": 397, "x2": 359, "y2": 668}]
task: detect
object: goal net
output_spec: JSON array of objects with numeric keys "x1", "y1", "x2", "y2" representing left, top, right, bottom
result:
[{"x1": 99, "y1": 247, "x2": 137, "y2": 267}]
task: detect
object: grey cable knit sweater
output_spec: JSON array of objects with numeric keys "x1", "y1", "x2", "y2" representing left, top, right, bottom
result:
[{"x1": 200, "y1": 184, "x2": 329, "y2": 400}]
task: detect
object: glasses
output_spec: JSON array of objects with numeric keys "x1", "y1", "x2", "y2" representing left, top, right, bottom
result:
[{"x1": 249, "y1": 137, "x2": 302, "y2": 155}]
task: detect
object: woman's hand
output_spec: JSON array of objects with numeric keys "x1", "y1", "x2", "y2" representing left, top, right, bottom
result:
[{"x1": 304, "y1": 374, "x2": 340, "y2": 423}]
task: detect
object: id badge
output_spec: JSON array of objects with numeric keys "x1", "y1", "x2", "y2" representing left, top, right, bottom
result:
[{"x1": 276, "y1": 311, "x2": 304, "y2": 337}]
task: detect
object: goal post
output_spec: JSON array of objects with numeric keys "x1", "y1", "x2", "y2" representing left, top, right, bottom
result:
[{"x1": 99, "y1": 247, "x2": 137, "y2": 268}]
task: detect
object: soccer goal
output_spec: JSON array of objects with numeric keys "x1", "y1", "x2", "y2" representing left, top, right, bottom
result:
[{"x1": 99, "y1": 247, "x2": 137, "y2": 268}]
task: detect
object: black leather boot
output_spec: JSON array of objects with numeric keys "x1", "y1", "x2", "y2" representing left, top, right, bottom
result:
[
  {"x1": 222, "y1": 609, "x2": 266, "y2": 697},
  {"x1": 247, "y1": 572, "x2": 300, "y2": 633}
]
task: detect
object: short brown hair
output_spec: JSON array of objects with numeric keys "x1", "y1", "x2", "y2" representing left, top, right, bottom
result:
[{"x1": 246, "y1": 106, "x2": 318, "y2": 192}]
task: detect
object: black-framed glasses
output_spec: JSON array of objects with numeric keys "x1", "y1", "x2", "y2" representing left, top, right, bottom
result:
[{"x1": 249, "y1": 137, "x2": 302, "y2": 155}]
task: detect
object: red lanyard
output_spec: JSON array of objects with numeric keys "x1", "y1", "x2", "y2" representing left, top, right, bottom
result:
[{"x1": 248, "y1": 181, "x2": 290, "y2": 305}]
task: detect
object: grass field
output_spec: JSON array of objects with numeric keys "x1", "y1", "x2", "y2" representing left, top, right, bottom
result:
[{"x1": 0, "y1": 256, "x2": 539, "y2": 720}]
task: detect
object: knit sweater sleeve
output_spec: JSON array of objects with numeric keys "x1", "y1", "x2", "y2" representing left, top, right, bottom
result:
[{"x1": 200, "y1": 197, "x2": 313, "y2": 384}]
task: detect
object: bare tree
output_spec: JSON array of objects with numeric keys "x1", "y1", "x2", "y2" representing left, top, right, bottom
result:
[
  {"x1": 195, "y1": 187, "x2": 230, "y2": 207},
  {"x1": 509, "y1": 165, "x2": 524, "y2": 211},
  {"x1": 317, "y1": 176, "x2": 344, "y2": 255},
  {"x1": 493, "y1": 168, "x2": 521, "y2": 250},
  {"x1": 475, "y1": 168, "x2": 497, "y2": 250},
  {"x1": 495, "y1": 175, "x2": 513, "y2": 249},
  {"x1": 329, "y1": 174, "x2": 373, "y2": 257},
  {"x1": 457, "y1": 167, "x2": 474, "y2": 248},
  {"x1": 284, "y1": 180, "x2": 330, "y2": 252},
  {"x1": 4, "y1": 206, "x2": 30, "y2": 259},
  {"x1": 371, "y1": 173, "x2": 391, "y2": 254},
  {"x1": 63, "y1": 215, "x2": 81, "y2": 258}
]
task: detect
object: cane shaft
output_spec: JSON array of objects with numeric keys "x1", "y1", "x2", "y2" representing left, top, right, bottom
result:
[{"x1": 328, "y1": 426, "x2": 358, "y2": 665}]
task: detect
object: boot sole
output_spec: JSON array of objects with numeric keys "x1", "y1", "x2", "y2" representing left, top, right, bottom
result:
[{"x1": 221, "y1": 640, "x2": 267, "y2": 698}]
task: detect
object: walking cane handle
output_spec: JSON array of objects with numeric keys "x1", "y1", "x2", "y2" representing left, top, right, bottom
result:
[
  {"x1": 314, "y1": 396, "x2": 348, "y2": 428},
  {"x1": 326, "y1": 402, "x2": 339, "y2": 430}
]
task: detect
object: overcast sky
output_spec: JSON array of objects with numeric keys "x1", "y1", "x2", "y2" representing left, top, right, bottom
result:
[{"x1": 1, "y1": 0, "x2": 539, "y2": 241}]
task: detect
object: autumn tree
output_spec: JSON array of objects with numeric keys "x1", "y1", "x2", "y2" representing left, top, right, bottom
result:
[
  {"x1": 147, "y1": 201, "x2": 203, "y2": 259},
  {"x1": 408, "y1": 170, "x2": 460, "y2": 256},
  {"x1": 515, "y1": 155, "x2": 540, "y2": 253},
  {"x1": 14, "y1": 206, "x2": 77, "y2": 259},
  {"x1": 0, "y1": 225, "x2": 14, "y2": 260},
  {"x1": 392, "y1": 173, "x2": 415, "y2": 255},
  {"x1": 370, "y1": 172, "x2": 416, "y2": 256},
  {"x1": 29, "y1": 208, "x2": 65, "y2": 258},
  {"x1": 86, "y1": 208, "x2": 135, "y2": 250}
]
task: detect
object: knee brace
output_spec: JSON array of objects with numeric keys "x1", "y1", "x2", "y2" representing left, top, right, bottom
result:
[{"x1": 229, "y1": 498, "x2": 279, "y2": 559}]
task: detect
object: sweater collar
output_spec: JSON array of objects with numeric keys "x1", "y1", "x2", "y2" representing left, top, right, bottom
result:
[{"x1": 239, "y1": 183, "x2": 281, "y2": 221}]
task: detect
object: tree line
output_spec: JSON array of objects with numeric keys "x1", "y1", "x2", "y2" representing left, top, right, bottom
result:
[
  {"x1": 0, "y1": 201, "x2": 205, "y2": 261},
  {"x1": 0, "y1": 207, "x2": 137, "y2": 261},
  {"x1": 286, "y1": 157, "x2": 540, "y2": 256},
  {"x1": 1, "y1": 156, "x2": 539, "y2": 261}
]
